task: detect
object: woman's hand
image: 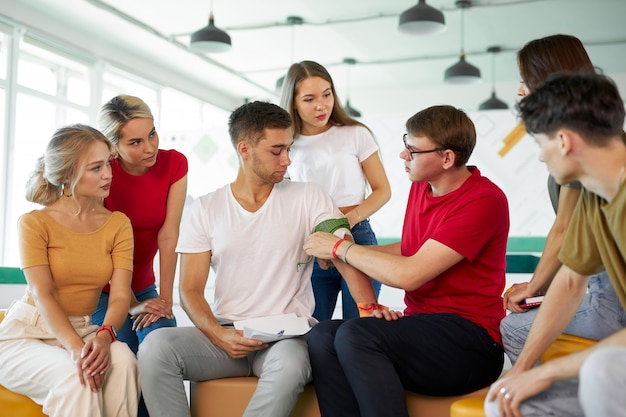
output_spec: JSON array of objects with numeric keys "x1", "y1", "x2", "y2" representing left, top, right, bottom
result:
[
  {"x1": 73, "y1": 336, "x2": 112, "y2": 392},
  {"x1": 129, "y1": 298, "x2": 174, "y2": 331}
]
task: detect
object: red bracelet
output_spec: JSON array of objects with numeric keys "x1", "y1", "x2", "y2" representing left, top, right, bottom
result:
[
  {"x1": 357, "y1": 303, "x2": 389, "y2": 317},
  {"x1": 331, "y1": 238, "x2": 345, "y2": 259}
]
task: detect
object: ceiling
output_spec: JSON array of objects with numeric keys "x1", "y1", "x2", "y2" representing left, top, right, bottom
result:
[{"x1": 4, "y1": 0, "x2": 626, "y2": 116}]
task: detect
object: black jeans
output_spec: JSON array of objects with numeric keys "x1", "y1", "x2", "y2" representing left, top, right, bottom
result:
[{"x1": 308, "y1": 314, "x2": 504, "y2": 417}]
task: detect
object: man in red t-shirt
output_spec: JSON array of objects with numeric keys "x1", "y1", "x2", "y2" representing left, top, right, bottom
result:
[{"x1": 304, "y1": 105, "x2": 510, "y2": 417}]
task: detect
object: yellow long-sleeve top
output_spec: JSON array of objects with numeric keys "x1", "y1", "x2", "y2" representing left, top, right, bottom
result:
[{"x1": 18, "y1": 210, "x2": 133, "y2": 317}]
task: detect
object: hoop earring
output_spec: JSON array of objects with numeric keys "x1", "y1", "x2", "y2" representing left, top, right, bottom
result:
[{"x1": 61, "y1": 183, "x2": 72, "y2": 197}]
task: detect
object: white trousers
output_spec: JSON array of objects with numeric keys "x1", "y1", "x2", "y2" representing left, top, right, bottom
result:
[{"x1": 0, "y1": 300, "x2": 140, "y2": 417}]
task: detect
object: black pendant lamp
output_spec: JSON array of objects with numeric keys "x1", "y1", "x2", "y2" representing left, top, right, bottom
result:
[
  {"x1": 343, "y1": 58, "x2": 362, "y2": 118},
  {"x1": 398, "y1": 0, "x2": 446, "y2": 35},
  {"x1": 275, "y1": 16, "x2": 303, "y2": 92},
  {"x1": 479, "y1": 46, "x2": 509, "y2": 110},
  {"x1": 345, "y1": 99, "x2": 362, "y2": 118},
  {"x1": 444, "y1": 0, "x2": 481, "y2": 84},
  {"x1": 190, "y1": 1, "x2": 231, "y2": 53}
]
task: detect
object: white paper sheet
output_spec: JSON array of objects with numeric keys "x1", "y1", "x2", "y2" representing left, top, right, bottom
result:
[{"x1": 234, "y1": 313, "x2": 311, "y2": 343}]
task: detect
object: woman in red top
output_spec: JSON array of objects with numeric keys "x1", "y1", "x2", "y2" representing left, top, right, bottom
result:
[{"x1": 92, "y1": 95, "x2": 188, "y2": 355}]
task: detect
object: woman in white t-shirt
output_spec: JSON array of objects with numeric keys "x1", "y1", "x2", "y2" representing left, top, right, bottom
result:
[{"x1": 280, "y1": 60, "x2": 391, "y2": 320}]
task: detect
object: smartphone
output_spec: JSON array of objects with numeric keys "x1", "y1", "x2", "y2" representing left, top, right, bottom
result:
[{"x1": 520, "y1": 295, "x2": 545, "y2": 309}]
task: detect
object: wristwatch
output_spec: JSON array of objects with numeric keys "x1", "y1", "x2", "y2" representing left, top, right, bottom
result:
[{"x1": 96, "y1": 324, "x2": 117, "y2": 342}]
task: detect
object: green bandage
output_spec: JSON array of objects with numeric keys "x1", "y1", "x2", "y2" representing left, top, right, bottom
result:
[
  {"x1": 314, "y1": 217, "x2": 350, "y2": 234},
  {"x1": 297, "y1": 217, "x2": 351, "y2": 272}
]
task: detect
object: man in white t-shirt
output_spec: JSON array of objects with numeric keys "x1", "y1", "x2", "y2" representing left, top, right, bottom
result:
[{"x1": 137, "y1": 101, "x2": 384, "y2": 417}]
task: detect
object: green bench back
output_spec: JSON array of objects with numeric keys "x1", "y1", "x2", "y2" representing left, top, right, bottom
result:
[{"x1": 0, "y1": 267, "x2": 26, "y2": 284}]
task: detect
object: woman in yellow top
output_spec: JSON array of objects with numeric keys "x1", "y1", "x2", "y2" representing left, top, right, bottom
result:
[{"x1": 0, "y1": 125, "x2": 140, "y2": 417}]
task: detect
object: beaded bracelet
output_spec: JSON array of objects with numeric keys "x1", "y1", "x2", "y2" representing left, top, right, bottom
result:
[{"x1": 341, "y1": 242, "x2": 354, "y2": 264}]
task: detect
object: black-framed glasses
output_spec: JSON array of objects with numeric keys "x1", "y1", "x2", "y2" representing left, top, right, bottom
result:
[{"x1": 403, "y1": 134, "x2": 445, "y2": 161}]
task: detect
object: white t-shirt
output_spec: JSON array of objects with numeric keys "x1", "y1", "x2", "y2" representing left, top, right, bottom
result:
[
  {"x1": 176, "y1": 181, "x2": 346, "y2": 321},
  {"x1": 287, "y1": 125, "x2": 379, "y2": 207}
]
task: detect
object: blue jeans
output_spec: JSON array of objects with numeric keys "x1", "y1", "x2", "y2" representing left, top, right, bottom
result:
[
  {"x1": 92, "y1": 284, "x2": 177, "y2": 355},
  {"x1": 501, "y1": 271, "x2": 626, "y2": 364},
  {"x1": 312, "y1": 219, "x2": 382, "y2": 321}
]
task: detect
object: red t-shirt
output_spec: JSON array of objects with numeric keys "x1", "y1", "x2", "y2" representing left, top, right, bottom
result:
[
  {"x1": 104, "y1": 149, "x2": 188, "y2": 293},
  {"x1": 401, "y1": 166, "x2": 509, "y2": 345}
]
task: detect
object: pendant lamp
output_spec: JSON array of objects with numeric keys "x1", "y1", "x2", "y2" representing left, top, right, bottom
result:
[
  {"x1": 345, "y1": 99, "x2": 362, "y2": 118},
  {"x1": 343, "y1": 58, "x2": 362, "y2": 118},
  {"x1": 190, "y1": 1, "x2": 231, "y2": 53},
  {"x1": 398, "y1": 0, "x2": 446, "y2": 35},
  {"x1": 444, "y1": 0, "x2": 481, "y2": 84},
  {"x1": 479, "y1": 46, "x2": 509, "y2": 110},
  {"x1": 275, "y1": 16, "x2": 303, "y2": 92}
]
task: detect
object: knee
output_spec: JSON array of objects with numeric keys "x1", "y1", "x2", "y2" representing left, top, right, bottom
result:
[
  {"x1": 499, "y1": 312, "x2": 529, "y2": 335},
  {"x1": 259, "y1": 341, "x2": 311, "y2": 390},
  {"x1": 580, "y1": 346, "x2": 623, "y2": 389},
  {"x1": 483, "y1": 385, "x2": 502, "y2": 417},
  {"x1": 137, "y1": 328, "x2": 178, "y2": 376},
  {"x1": 334, "y1": 319, "x2": 371, "y2": 356},
  {"x1": 110, "y1": 342, "x2": 138, "y2": 373},
  {"x1": 308, "y1": 321, "x2": 339, "y2": 360},
  {"x1": 483, "y1": 396, "x2": 501, "y2": 417},
  {"x1": 136, "y1": 316, "x2": 176, "y2": 344}
]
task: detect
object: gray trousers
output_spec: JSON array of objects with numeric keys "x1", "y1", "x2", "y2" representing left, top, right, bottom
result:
[
  {"x1": 137, "y1": 326, "x2": 311, "y2": 417},
  {"x1": 484, "y1": 346, "x2": 626, "y2": 417},
  {"x1": 501, "y1": 271, "x2": 626, "y2": 364},
  {"x1": 487, "y1": 270, "x2": 626, "y2": 417}
]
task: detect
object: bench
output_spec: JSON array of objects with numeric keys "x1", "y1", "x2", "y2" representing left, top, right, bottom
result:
[
  {"x1": 190, "y1": 377, "x2": 491, "y2": 417},
  {"x1": 449, "y1": 334, "x2": 597, "y2": 417},
  {"x1": 0, "y1": 309, "x2": 47, "y2": 417}
]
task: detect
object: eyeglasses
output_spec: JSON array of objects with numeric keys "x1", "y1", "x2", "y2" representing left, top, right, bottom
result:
[{"x1": 403, "y1": 134, "x2": 445, "y2": 161}]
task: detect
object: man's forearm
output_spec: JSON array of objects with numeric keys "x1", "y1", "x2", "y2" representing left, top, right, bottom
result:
[
  {"x1": 333, "y1": 261, "x2": 377, "y2": 304},
  {"x1": 514, "y1": 267, "x2": 588, "y2": 371}
]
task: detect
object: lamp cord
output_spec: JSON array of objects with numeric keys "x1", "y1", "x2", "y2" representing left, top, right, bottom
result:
[
  {"x1": 491, "y1": 53, "x2": 496, "y2": 90},
  {"x1": 460, "y1": 6, "x2": 465, "y2": 52}
]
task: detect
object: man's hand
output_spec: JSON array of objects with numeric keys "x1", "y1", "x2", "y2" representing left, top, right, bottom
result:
[
  {"x1": 304, "y1": 232, "x2": 341, "y2": 260},
  {"x1": 503, "y1": 282, "x2": 537, "y2": 313},
  {"x1": 488, "y1": 367, "x2": 555, "y2": 417},
  {"x1": 211, "y1": 327, "x2": 268, "y2": 359},
  {"x1": 371, "y1": 308, "x2": 403, "y2": 321}
]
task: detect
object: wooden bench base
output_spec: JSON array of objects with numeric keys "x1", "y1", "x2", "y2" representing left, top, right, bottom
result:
[
  {"x1": 449, "y1": 334, "x2": 598, "y2": 417},
  {"x1": 190, "y1": 377, "x2": 490, "y2": 417},
  {"x1": 0, "y1": 309, "x2": 47, "y2": 417}
]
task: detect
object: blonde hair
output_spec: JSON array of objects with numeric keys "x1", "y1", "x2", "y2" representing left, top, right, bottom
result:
[
  {"x1": 25, "y1": 124, "x2": 113, "y2": 206},
  {"x1": 98, "y1": 95, "x2": 153, "y2": 145}
]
